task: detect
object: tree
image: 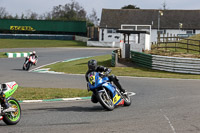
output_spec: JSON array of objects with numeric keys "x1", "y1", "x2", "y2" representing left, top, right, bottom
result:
[
  {"x1": 121, "y1": 4, "x2": 140, "y2": 9},
  {"x1": 0, "y1": 7, "x2": 9, "y2": 18},
  {"x1": 88, "y1": 9, "x2": 99, "y2": 26},
  {"x1": 23, "y1": 10, "x2": 38, "y2": 19},
  {"x1": 39, "y1": 12, "x2": 52, "y2": 20},
  {"x1": 51, "y1": 0, "x2": 86, "y2": 21}
]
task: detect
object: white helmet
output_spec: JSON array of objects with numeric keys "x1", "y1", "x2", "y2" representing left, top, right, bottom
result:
[{"x1": 32, "y1": 51, "x2": 36, "y2": 55}]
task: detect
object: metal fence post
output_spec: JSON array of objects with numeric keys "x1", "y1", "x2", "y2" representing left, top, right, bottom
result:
[
  {"x1": 187, "y1": 40, "x2": 189, "y2": 53},
  {"x1": 199, "y1": 41, "x2": 200, "y2": 54}
]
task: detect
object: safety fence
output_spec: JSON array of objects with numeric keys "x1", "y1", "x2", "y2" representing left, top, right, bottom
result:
[
  {"x1": 155, "y1": 34, "x2": 200, "y2": 54},
  {"x1": 0, "y1": 34, "x2": 74, "y2": 40},
  {"x1": 131, "y1": 51, "x2": 200, "y2": 74}
]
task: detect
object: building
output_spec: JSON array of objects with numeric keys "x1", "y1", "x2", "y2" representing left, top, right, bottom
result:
[{"x1": 99, "y1": 9, "x2": 200, "y2": 43}]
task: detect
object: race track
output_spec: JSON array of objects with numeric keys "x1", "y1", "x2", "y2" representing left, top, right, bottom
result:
[{"x1": 0, "y1": 48, "x2": 200, "y2": 133}]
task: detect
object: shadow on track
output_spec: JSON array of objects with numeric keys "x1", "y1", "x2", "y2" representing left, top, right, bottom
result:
[
  {"x1": 27, "y1": 106, "x2": 106, "y2": 112},
  {"x1": 12, "y1": 69, "x2": 25, "y2": 71}
]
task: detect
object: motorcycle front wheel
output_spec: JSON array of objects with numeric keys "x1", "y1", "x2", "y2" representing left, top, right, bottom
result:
[
  {"x1": 97, "y1": 91, "x2": 114, "y2": 111},
  {"x1": 122, "y1": 93, "x2": 131, "y2": 106},
  {"x1": 26, "y1": 63, "x2": 31, "y2": 71},
  {"x1": 3, "y1": 97, "x2": 21, "y2": 125}
]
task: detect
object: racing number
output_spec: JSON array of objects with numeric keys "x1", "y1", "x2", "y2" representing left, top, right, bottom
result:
[
  {"x1": 113, "y1": 94, "x2": 121, "y2": 105},
  {"x1": 114, "y1": 97, "x2": 117, "y2": 103},
  {"x1": 89, "y1": 76, "x2": 95, "y2": 85}
]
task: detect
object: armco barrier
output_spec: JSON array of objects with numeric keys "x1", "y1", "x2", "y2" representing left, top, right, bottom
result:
[
  {"x1": 131, "y1": 51, "x2": 200, "y2": 74},
  {"x1": 111, "y1": 51, "x2": 117, "y2": 67},
  {"x1": 111, "y1": 49, "x2": 121, "y2": 67}
]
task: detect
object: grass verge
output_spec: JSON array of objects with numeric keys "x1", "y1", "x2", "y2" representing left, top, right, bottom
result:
[
  {"x1": 0, "y1": 39, "x2": 86, "y2": 49},
  {"x1": 13, "y1": 87, "x2": 92, "y2": 101},
  {"x1": 44, "y1": 54, "x2": 200, "y2": 79},
  {"x1": 0, "y1": 52, "x2": 6, "y2": 58}
]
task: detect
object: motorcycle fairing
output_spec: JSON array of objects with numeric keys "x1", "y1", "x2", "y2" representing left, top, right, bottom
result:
[
  {"x1": 88, "y1": 71, "x2": 123, "y2": 106},
  {"x1": 2, "y1": 82, "x2": 18, "y2": 98},
  {"x1": 102, "y1": 83, "x2": 122, "y2": 106},
  {"x1": 88, "y1": 72, "x2": 104, "y2": 90}
]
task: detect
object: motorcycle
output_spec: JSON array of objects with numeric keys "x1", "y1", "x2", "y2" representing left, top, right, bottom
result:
[
  {"x1": 23, "y1": 55, "x2": 38, "y2": 71},
  {"x1": 87, "y1": 71, "x2": 131, "y2": 111},
  {"x1": 0, "y1": 81, "x2": 21, "y2": 125}
]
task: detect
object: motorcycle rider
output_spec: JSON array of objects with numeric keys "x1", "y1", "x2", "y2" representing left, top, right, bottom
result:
[
  {"x1": 24, "y1": 51, "x2": 38, "y2": 68},
  {"x1": 85, "y1": 59, "x2": 126, "y2": 103}
]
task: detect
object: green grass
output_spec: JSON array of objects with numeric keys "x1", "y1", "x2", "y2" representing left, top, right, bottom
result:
[
  {"x1": 0, "y1": 39, "x2": 86, "y2": 48},
  {"x1": 0, "y1": 52, "x2": 6, "y2": 58},
  {"x1": 44, "y1": 54, "x2": 200, "y2": 79},
  {"x1": 13, "y1": 87, "x2": 92, "y2": 101}
]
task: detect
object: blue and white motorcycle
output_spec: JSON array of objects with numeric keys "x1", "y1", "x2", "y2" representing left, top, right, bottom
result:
[{"x1": 87, "y1": 71, "x2": 131, "y2": 111}]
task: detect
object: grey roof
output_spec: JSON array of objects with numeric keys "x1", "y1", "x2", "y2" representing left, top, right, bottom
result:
[{"x1": 100, "y1": 9, "x2": 200, "y2": 30}]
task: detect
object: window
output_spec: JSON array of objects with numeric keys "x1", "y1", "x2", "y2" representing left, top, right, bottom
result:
[
  {"x1": 158, "y1": 30, "x2": 166, "y2": 34},
  {"x1": 186, "y1": 30, "x2": 193, "y2": 34},
  {"x1": 107, "y1": 29, "x2": 117, "y2": 33},
  {"x1": 107, "y1": 29, "x2": 112, "y2": 33}
]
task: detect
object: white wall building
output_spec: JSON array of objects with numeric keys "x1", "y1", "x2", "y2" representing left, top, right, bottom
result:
[{"x1": 99, "y1": 9, "x2": 200, "y2": 44}]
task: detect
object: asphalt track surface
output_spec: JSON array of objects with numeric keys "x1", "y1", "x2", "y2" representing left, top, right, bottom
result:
[{"x1": 0, "y1": 48, "x2": 200, "y2": 133}]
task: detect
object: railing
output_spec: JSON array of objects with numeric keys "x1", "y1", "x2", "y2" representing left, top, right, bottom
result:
[
  {"x1": 131, "y1": 51, "x2": 200, "y2": 74},
  {"x1": 154, "y1": 34, "x2": 200, "y2": 54}
]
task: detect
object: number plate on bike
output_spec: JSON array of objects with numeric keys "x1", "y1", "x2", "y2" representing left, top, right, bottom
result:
[{"x1": 113, "y1": 93, "x2": 121, "y2": 105}]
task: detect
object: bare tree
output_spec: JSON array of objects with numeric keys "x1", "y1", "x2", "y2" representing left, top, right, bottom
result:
[
  {"x1": 0, "y1": 7, "x2": 9, "y2": 18},
  {"x1": 88, "y1": 9, "x2": 99, "y2": 26},
  {"x1": 0, "y1": 0, "x2": 88, "y2": 21},
  {"x1": 23, "y1": 10, "x2": 38, "y2": 19},
  {"x1": 13, "y1": 14, "x2": 19, "y2": 19},
  {"x1": 39, "y1": 12, "x2": 52, "y2": 20},
  {"x1": 51, "y1": 0, "x2": 86, "y2": 21},
  {"x1": 29, "y1": 12, "x2": 38, "y2": 20}
]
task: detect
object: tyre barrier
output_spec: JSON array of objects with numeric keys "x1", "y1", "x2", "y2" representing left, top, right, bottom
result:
[{"x1": 131, "y1": 51, "x2": 200, "y2": 74}]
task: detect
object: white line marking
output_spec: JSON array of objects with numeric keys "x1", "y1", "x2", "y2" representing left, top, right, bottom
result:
[
  {"x1": 160, "y1": 109, "x2": 176, "y2": 133},
  {"x1": 62, "y1": 97, "x2": 82, "y2": 101},
  {"x1": 23, "y1": 100, "x2": 43, "y2": 103},
  {"x1": 29, "y1": 60, "x2": 61, "y2": 72},
  {"x1": 29, "y1": 56, "x2": 93, "y2": 72}
]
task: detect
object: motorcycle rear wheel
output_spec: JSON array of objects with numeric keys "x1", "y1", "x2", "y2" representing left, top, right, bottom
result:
[
  {"x1": 97, "y1": 91, "x2": 114, "y2": 111},
  {"x1": 3, "y1": 97, "x2": 21, "y2": 125}
]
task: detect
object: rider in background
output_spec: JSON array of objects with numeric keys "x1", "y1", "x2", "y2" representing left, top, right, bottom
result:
[
  {"x1": 24, "y1": 51, "x2": 38, "y2": 67},
  {"x1": 85, "y1": 59, "x2": 126, "y2": 103}
]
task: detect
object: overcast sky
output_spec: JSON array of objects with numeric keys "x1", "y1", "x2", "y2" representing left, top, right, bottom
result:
[{"x1": 0, "y1": 0, "x2": 200, "y2": 18}]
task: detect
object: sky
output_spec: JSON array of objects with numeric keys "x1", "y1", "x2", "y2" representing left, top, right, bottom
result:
[{"x1": 0, "y1": 0, "x2": 200, "y2": 18}]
